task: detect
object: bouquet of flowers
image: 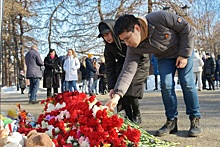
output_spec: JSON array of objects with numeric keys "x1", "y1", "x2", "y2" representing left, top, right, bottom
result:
[{"x1": 18, "y1": 91, "x2": 177, "y2": 147}]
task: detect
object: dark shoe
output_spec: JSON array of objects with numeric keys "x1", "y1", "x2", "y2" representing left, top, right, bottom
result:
[
  {"x1": 155, "y1": 118, "x2": 178, "y2": 137},
  {"x1": 188, "y1": 117, "x2": 202, "y2": 137},
  {"x1": 133, "y1": 114, "x2": 142, "y2": 125},
  {"x1": 89, "y1": 93, "x2": 95, "y2": 96},
  {"x1": 31, "y1": 101, "x2": 39, "y2": 104}
]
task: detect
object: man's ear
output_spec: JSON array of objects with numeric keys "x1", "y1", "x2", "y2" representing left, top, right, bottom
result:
[{"x1": 134, "y1": 24, "x2": 141, "y2": 32}]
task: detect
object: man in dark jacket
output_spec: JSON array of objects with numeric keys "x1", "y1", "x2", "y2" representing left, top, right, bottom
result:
[
  {"x1": 86, "y1": 54, "x2": 97, "y2": 96},
  {"x1": 204, "y1": 52, "x2": 216, "y2": 90},
  {"x1": 106, "y1": 11, "x2": 202, "y2": 137},
  {"x1": 98, "y1": 19, "x2": 149, "y2": 124},
  {"x1": 25, "y1": 44, "x2": 44, "y2": 104}
]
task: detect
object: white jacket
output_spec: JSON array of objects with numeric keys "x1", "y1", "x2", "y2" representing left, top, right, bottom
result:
[
  {"x1": 63, "y1": 56, "x2": 80, "y2": 81},
  {"x1": 193, "y1": 53, "x2": 204, "y2": 72}
]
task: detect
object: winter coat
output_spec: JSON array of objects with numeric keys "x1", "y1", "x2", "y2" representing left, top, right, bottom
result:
[
  {"x1": 151, "y1": 54, "x2": 159, "y2": 75},
  {"x1": 19, "y1": 74, "x2": 26, "y2": 89},
  {"x1": 63, "y1": 56, "x2": 80, "y2": 81},
  {"x1": 85, "y1": 58, "x2": 96, "y2": 78},
  {"x1": 43, "y1": 54, "x2": 61, "y2": 88},
  {"x1": 113, "y1": 11, "x2": 195, "y2": 96},
  {"x1": 204, "y1": 57, "x2": 216, "y2": 76},
  {"x1": 80, "y1": 64, "x2": 87, "y2": 80},
  {"x1": 98, "y1": 19, "x2": 150, "y2": 98},
  {"x1": 25, "y1": 49, "x2": 44, "y2": 78},
  {"x1": 193, "y1": 52, "x2": 204, "y2": 72}
]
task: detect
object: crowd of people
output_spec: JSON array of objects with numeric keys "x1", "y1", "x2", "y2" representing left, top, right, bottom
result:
[{"x1": 18, "y1": 10, "x2": 220, "y2": 139}]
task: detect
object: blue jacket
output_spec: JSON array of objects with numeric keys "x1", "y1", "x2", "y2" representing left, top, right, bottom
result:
[
  {"x1": 25, "y1": 49, "x2": 44, "y2": 78},
  {"x1": 85, "y1": 58, "x2": 96, "y2": 78}
]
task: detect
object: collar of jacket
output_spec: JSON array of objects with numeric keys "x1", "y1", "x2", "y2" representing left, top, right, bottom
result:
[{"x1": 138, "y1": 17, "x2": 148, "y2": 42}]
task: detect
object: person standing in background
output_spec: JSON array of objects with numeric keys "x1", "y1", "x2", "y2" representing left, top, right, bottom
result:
[
  {"x1": 18, "y1": 70, "x2": 26, "y2": 94},
  {"x1": 204, "y1": 52, "x2": 216, "y2": 90},
  {"x1": 63, "y1": 49, "x2": 80, "y2": 91},
  {"x1": 193, "y1": 50, "x2": 204, "y2": 91},
  {"x1": 92, "y1": 57, "x2": 100, "y2": 95},
  {"x1": 59, "y1": 55, "x2": 67, "y2": 92},
  {"x1": 86, "y1": 54, "x2": 97, "y2": 96},
  {"x1": 43, "y1": 49, "x2": 61, "y2": 97},
  {"x1": 98, "y1": 56, "x2": 108, "y2": 95},
  {"x1": 214, "y1": 55, "x2": 220, "y2": 89},
  {"x1": 151, "y1": 54, "x2": 159, "y2": 90},
  {"x1": 25, "y1": 44, "x2": 44, "y2": 104},
  {"x1": 80, "y1": 56, "x2": 88, "y2": 93}
]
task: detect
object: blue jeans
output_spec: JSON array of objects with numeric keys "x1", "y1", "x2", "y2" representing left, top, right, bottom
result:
[
  {"x1": 65, "y1": 81, "x2": 77, "y2": 92},
  {"x1": 29, "y1": 77, "x2": 40, "y2": 101},
  {"x1": 82, "y1": 79, "x2": 88, "y2": 93},
  {"x1": 88, "y1": 78, "x2": 94, "y2": 94},
  {"x1": 158, "y1": 52, "x2": 201, "y2": 120},
  {"x1": 93, "y1": 79, "x2": 99, "y2": 94}
]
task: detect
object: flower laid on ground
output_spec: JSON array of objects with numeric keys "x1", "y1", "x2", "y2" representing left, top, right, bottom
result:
[{"x1": 18, "y1": 91, "x2": 178, "y2": 147}]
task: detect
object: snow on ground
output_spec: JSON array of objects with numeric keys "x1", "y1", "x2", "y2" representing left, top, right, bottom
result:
[{"x1": 1, "y1": 75, "x2": 183, "y2": 93}]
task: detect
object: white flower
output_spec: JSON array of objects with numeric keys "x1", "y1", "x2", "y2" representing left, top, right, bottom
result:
[
  {"x1": 79, "y1": 137, "x2": 90, "y2": 147},
  {"x1": 92, "y1": 105, "x2": 108, "y2": 118},
  {"x1": 45, "y1": 125, "x2": 55, "y2": 137},
  {"x1": 41, "y1": 121, "x2": 48, "y2": 129},
  {"x1": 67, "y1": 136, "x2": 74, "y2": 144},
  {"x1": 56, "y1": 110, "x2": 70, "y2": 121},
  {"x1": 46, "y1": 103, "x2": 55, "y2": 112},
  {"x1": 55, "y1": 102, "x2": 66, "y2": 109},
  {"x1": 88, "y1": 98, "x2": 98, "y2": 110}
]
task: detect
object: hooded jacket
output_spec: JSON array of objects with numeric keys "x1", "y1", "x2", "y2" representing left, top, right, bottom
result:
[
  {"x1": 98, "y1": 19, "x2": 149, "y2": 98},
  {"x1": 114, "y1": 10, "x2": 196, "y2": 96}
]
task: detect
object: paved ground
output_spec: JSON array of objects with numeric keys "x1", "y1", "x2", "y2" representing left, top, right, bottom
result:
[{"x1": 1, "y1": 88, "x2": 220, "y2": 147}]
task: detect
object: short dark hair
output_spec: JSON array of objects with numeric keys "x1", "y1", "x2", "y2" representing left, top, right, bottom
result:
[{"x1": 114, "y1": 14, "x2": 140, "y2": 36}]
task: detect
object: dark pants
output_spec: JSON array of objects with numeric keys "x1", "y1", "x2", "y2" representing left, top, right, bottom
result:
[
  {"x1": 47, "y1": 88, "x2": 58, "y2": 97},
  {"x1": 20, "y1": 88, "x2": 25, "y2": 94},
  {"x1": 99, "y1": 77, "x2": 107, "y2": 94},
  {"x1": 117, "y1": 96, "x2": 140, "y2": 122},
  {"x1": 154, "y1": 74, "x2": 158, "y2": 90},
  {"x1": 206, "y1": 75, "x2": 215, "y2": 90}
]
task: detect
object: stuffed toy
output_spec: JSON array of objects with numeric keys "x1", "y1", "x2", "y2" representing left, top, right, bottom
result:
[
  {"x1": 26, "y1": 130, "x2": 54, "y2": 147},
  {"x1": 3, "y1": 132, "x2": 26, "y2": 147},
  {"x1": 0, "y1": 120, "x2": 9, "y2": 146}
]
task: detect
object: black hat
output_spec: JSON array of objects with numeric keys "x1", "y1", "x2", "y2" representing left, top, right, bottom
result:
[
  {"x1": 206, "y1": 52, "x2": 210, "y2": 56},
  {"x1": 98, "y1": 24, "x2": 110, "y2": 38}
]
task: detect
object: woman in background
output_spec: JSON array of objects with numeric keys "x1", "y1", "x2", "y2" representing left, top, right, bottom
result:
[
  {"x1": 43, "y1": 49, "x2": 61, "y2": 97},
  {"x1": 80, "y1": 56, "x2": 88, "y2": 93},
  {"x1": 63, "y1": 49, "x2": 80, "y2": 91}
]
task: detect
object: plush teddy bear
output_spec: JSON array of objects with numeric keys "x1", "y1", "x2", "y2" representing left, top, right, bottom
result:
[
  {"x1": 26, "y1": 130, "x2": 54, "y2": 147},
  {"x1": 3, "y1": 132, "x2": 26, "y2": 147}
]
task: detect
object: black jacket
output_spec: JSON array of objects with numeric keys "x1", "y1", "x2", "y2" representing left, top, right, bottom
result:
[
  {"x1": 98, "y1": 19, "x2": 150, "y2": 98},
  {"x1": 43, "y1": 54, "x2": 61, "y2": 88},
  {"x1": 85, "y1": 58, "x2": 96, "y2": 78},
  {"x1": 19, "y1": 74, "x2": 26, "y2": 89},
  {"x1": 80, "y1": 63, "x2": 87, "y2": 80},
  {"x1": 204, "y1": 57, "x2": 216, "y2": 76}
]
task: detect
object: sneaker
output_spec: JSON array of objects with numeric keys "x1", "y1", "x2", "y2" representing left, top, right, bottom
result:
[
  {"x1": 188, "y1": 117, "x2": 202, "y2": 137},
  {"x1": 155, "y1": 118, "x2": 178, "y2": 137}
]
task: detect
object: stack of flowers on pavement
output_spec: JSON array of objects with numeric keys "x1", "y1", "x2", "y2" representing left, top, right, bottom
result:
[{"x1": 16, "y1": 91, "x2": 177, "y2": 147}]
